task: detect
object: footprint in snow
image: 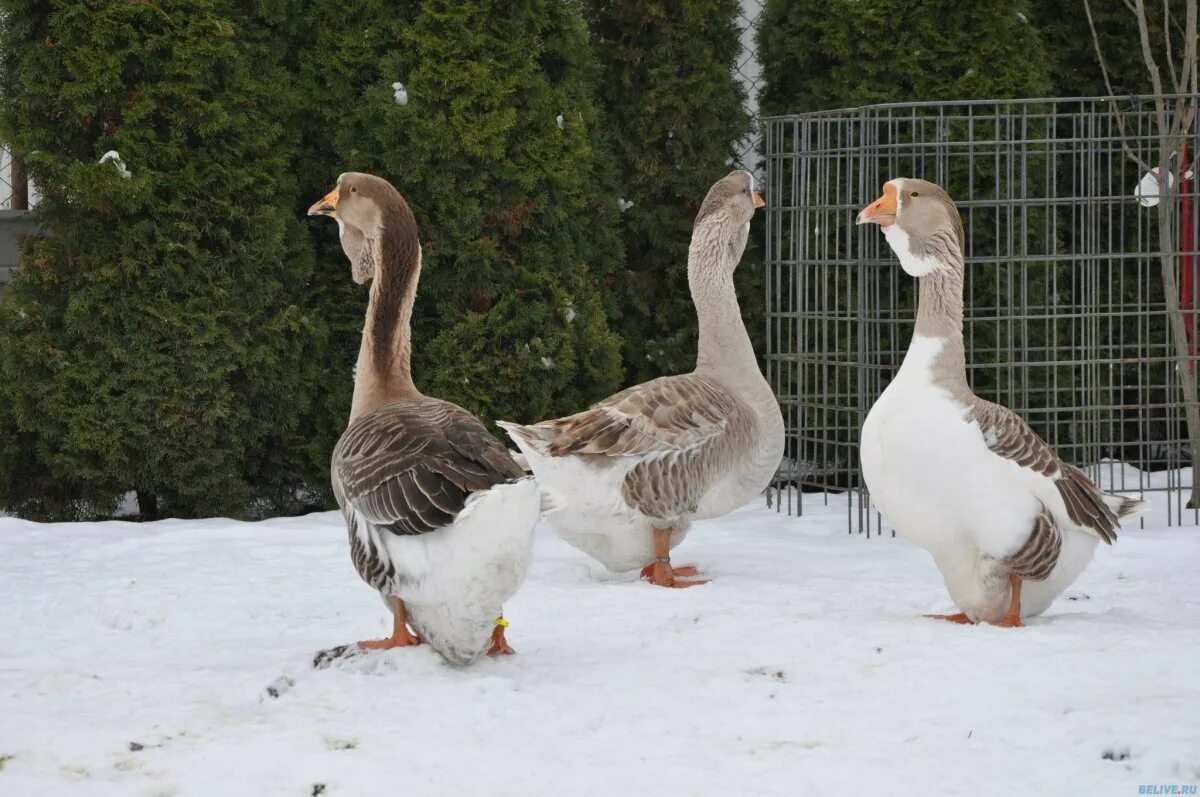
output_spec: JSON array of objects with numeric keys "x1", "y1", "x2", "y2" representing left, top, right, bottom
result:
[
  {"x1": 744, "y1": 667, "x2": 788, "y2": 682},
  {"x1": 263, "y1": 675, "x2": 295, "y2": 699},
  {"x1": 312, "y1": 644, "x2": 370, "y2": 670}
]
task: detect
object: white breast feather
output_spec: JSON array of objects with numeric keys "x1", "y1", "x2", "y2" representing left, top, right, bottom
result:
[{"x1": 884, "y1": 225, "x2": 941, "y2": 276}]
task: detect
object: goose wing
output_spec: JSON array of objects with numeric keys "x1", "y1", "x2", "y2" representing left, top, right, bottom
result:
[
  {"x1": 966, "y1": 399, "x2": 1119, "y2": 544},
  {"x1": 543, "y1": 374, "x2": 743, "y2": 457},
  {"x1": 539, "y1": 373, "x2": 754, "y2": 520},
  {"x1": 333, "y1": 399, "x2": 525, "y2": 536}
]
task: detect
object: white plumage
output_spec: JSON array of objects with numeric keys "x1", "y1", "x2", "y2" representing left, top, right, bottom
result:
[
  {"x1": 861, "y1": 336, "x2": 1111, "y2": 621},
  {"x1": 357, "y1": 479, "x2": 539, "y2": 664}
]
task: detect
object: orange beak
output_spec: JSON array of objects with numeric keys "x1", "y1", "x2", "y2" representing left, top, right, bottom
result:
[
  {"x1": 307, "y1": 186, "x2": 339, "y2": 217},
  {"x1": 856, "y1": 183, "x2": 898, "y2": 227},
  {"x1": 753, "y1": 191, "x2": 766, "y2": 209}
]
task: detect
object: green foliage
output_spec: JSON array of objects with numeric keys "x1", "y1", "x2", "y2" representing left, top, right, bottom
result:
[
  {"x1": 0, "y1": 0, "x2": 325, "y2": 520},
  {"x1": 584, "y1": 0, "x2": 753, "y2": 382},
  {"x1": 1032, "y1": 0, "x2": 1189, "y2": 96},
  {"x1": 295, "y1": 0, "x2": 625, "y2": 428},
  {"x1": 758, "y1": 0, "x2": 1052, "y2": 116}
]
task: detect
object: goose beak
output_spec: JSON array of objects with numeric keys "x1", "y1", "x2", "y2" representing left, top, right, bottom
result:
[
  {"x1": 307, "y1": 187, "x2": 340, "y2": 217},
  {"x1": 857, "y1": 183, "x2": 897, "y2": 227},
  {"x1": 753, "y1": 191, "x2": 766, "y2": 209}
]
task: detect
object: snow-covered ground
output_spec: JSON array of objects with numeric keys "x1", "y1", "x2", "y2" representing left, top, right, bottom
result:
[{"x1": 2, "y1": 492, "x2": 1198, "y2": 796}]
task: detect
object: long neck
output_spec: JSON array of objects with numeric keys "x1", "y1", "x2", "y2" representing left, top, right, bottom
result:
[
  {"x1": 349, "y1": 216, "x2": 421, "y2": 422},
  {"x1": 690, "y1": 220, "x2": 756, "y2": 377},
  {"x1": 911, "y1": 261, "x2": 969, "y2": 395}
]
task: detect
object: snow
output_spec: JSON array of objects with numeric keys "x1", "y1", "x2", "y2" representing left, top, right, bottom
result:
[
  {"x1": 98, "y1": 150, "x2": 130, "y2": 179},
  {"x1": 1, "y1": 493, "x2": 1198, "y2": 796},
  {"x1": 391, "y1": 82, "x2": 408, "y2": 107}
]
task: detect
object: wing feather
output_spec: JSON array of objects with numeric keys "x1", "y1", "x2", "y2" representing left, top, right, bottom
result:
[
  {"x1": 966, "y1": 400, "x2": 1119, "y2": 544},
  {"x1": 542, "y1": 374, "x2": 739, "y2": 458},
  {"x1": 332, "y1": 398, "x2": 525, "y2": 537},
  {"x1": 518, "y1": 373, "x2": 755, "y2": 522},
  {"x1": 1004, "y1": 502, "x2": 1063, "y2": 581}
]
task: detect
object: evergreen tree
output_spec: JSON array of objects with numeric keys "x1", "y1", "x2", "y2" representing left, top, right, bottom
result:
[
  {"x1": 1031, "y1": 0, "x2": 1187, "y2": 97},
  {"x1": 758, "y1": 0, "x2": 1052, "y2": 116},
  {"x1": 584, "y1": 0, "x2": 753, "y2": 383},
  {"x1": 0, "y1": 0, "x2": 325, "y2": 519},
  {"x1": 295, "y1": 0, "x2": 624, "y2": 428}
]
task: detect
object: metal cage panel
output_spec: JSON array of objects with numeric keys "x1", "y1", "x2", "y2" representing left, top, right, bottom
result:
[{"x1": 763, "y1": 96, "x2": 1200, "y2": 532}]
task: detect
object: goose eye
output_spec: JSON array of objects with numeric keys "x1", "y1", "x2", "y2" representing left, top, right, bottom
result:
[
  {"x1": 350, "y1": 186, "x2": 357, "y2": 193},
  {"x1": 910, "y1": 191, "x2": 920, "y2": 198}
]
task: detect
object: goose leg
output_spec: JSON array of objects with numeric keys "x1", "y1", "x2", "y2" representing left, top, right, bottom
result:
[
  {"x1": 487, "y1": 615, "x2": 515, "y2": 656},
  {"x1": 996, "y1": 573, "x2": 1024, "y2": 628},
  {"x1": 358, "y1": 597, "x2": 422, "y2": 649},
  {"x1": 644, "y1": 527, "x2": 708, "y2": 588}
]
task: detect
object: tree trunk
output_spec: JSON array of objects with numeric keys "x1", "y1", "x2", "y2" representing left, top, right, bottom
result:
[
  {"x1": 138, "y1": 490, "x2": 160, "y2": 521},
  {"x1": 9, "y1": 155, "x2": 27, "y2": 211},
  {"x1": 1154, "y1": 138, "x2": 1200, "y2": 508}
]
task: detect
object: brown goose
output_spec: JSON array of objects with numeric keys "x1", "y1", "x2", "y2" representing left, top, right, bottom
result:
[
  {"x1": 309, "y1": 173, "x2": 539, "y2": 664},
  {"x1": 856, "y1": 178, "x2": 1148, "y2": 626},
  {"x1": 499, "y1": 171, "x2": 783, "y2": 588}
]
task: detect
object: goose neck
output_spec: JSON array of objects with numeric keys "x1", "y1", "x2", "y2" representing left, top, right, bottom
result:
[
  {"x1": 690, "y1": 225, "x2": 756, "y2": 377},
  {"x1": 349, "y1": 215, "x2": 421, "y2": 421}
]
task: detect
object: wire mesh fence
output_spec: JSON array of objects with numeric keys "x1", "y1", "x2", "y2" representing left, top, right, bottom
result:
[{"x1": 762, "y1": 95, "x2": 1200, "y2": 533}]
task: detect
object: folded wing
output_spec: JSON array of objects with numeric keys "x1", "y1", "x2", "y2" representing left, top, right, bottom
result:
[{"x1": 334, "y1": 399, "x2": 526, "y2": 536}]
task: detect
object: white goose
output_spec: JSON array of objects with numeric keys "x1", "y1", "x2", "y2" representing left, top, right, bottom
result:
[
  {"x1": 857, "y1": 178, "x2": 1149, "y2": 626},
  {"x1": 309, "y1": 173, "x2": 539, "y2": 664},
  {"x1": 500, "y1": 171, "x2": 783, "y2": 587}
]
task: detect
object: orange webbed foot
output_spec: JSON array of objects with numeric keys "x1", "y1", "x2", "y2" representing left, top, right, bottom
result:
[
  {"x1": 924, "y1": 612, "x2": 974, "y2": 624},
  {"x1": 645, "y1": 561, "x2": 709, "y2": 589},
  {"x1": 486, "y1": 624, "x2": 516, "y2": 656},
  {"x1": 357, "y1": 626, "x2": 421, "y2": 650},
  {"x1": 358, "y1": 599, "x2": 422, "y2": 650},
  {"x1": 640, "y1": 563, "x2": 701, "y2": 580}
]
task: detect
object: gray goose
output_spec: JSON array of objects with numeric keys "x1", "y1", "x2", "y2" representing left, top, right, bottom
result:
[
  {"x1": 856, "y1": 178, "x2": 1148, "y2": 626},
  {"x1": 309, "y1": 173, "x2": 539, "y2": 664},
  {"x1": 500, "y1": 171, "x2": 784, "y2": 588}
]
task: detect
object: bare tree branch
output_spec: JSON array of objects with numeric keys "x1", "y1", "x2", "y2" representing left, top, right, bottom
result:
[
  {"x1": 1184, "y1": 0, "x2": 1198, "y2": 93},
  {"x1": 1133, "y1": 0, "x2": 1168, "y2": 130},
  {"x1": 1084, "y1": 0, "x2": 1153, "y2": 171},
  {"x1": 1164, "y1": 0, "x2": 1180, "y2": 90},
  {"x1": 1123, "y1": 0, "x2": 1200, "y2": 506},
  {"x1": 1168, "y1": 0, "x2": 1197, "y2": 142}
]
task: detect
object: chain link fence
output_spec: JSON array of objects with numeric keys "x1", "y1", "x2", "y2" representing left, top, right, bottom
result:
[{"x1": 734, "y1": 0, "x2": 765, "y2": 174}]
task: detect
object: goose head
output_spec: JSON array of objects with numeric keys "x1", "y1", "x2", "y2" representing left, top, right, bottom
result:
[
  {"x1": 857, "y1": 178, "x2": 964, "y2": 277},
  {"x1": 308, "y1": 172, "x2": 414, "y2": 284},
  {"x1": 693, "y1": 170, "x2": 766, "y2": 272}
]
